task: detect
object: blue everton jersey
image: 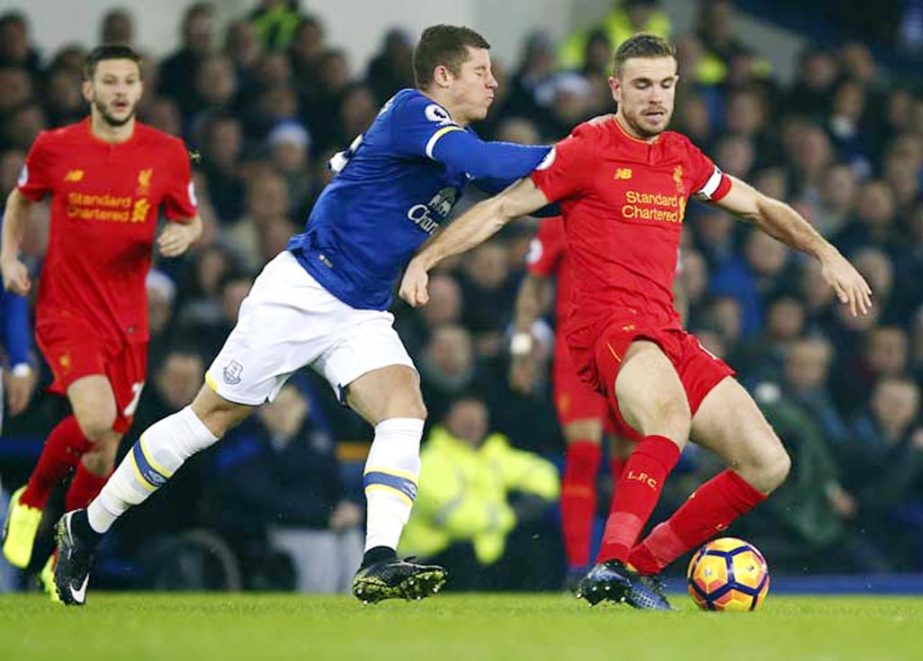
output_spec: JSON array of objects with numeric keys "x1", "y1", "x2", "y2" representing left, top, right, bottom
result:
[{"x1": 288, "y1": 88, "x2": 549, "y2": 310}]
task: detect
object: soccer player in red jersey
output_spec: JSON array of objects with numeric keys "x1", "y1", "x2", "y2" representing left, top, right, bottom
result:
[
  {"x1": 1, "y1": 45, "x2": 202, "y2": 581},
  {"x1": 400, "y1": 34, "x2": 872, "y2": 609},
  {"x1": 510, "y1": 216, "x2": 632, "y2": 584}
]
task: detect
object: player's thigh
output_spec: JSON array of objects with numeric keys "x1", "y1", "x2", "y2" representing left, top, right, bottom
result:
[
  {"x1": 345, "y1": 365, "x2": 425, "y2": 425},
  {"x1": 690, "y1": 377, "x2": 790, "y2": 493},
  {"x1": 614, "y1": 339, "x2": 691, "y2": 443},
  {"x1": 67, "y1": 374, "x2": 118, "y2": 439}
]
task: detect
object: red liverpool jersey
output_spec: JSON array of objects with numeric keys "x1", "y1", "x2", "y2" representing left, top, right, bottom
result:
[
  {"x1": 531, "y1": 116, "x2": 729, "y2": 335},
  {"x1": 525, "y1": 216, "x2": 574, "y2": 325},
  {"x1": 17, "y1": 119, "x2": 197, "y2": 344}
]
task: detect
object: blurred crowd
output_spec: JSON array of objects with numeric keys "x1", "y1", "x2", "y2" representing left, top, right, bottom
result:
[{"x1": 1, "y1": 0, "x2": 923, "y2": 590}]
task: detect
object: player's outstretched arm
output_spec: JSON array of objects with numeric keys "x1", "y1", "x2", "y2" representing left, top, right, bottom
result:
[
  {"x1": 1, "y1": 189, "x2": 34, "y2": 295},
  {"x1": 400, "y1": 178, "x2": 550, "y2": 307},
  {"x1": 714, "y1": 175, "x2": 872, "y2": 317}
]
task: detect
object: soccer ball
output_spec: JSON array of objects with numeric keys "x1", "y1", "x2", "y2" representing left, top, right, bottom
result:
[{"x1": 686, "y1": 537, "x2": 770, "y2": 611}]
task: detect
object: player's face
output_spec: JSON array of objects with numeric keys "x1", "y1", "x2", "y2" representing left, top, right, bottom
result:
[
  {"x1": 83, "y1": 59, "x2": 143, "y2": 128},
  {"x1": 610, "y1": 56, "x2": 678, "y2": 139},
  {"x1": 448, "y1": 47, "x2": 498, "y2": 124}
]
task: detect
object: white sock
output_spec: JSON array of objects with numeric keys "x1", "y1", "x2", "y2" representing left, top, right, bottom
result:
[
  {"x1": 86, "y1": 406, "x2": 219, "y2": 534},
  {"x1": 362, "y1": 418, "x2": 424, "y2": 551}
]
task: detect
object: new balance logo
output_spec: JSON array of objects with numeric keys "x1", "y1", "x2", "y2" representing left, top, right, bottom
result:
[
  {"x1": 64, "y1": 170, "x2": 84, "y2": 182},
  {"x1": 627, "y1": 470, "x2": 658, "y2": 489},
  {"x1": 614, "y1": 168, "x2": 633, "y2": 180}
]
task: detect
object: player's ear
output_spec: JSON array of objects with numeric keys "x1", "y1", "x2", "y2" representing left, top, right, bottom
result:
[
  {"x1": 608, "y1": 75, "x2": 621, "y2": 104},
  {"x1": 81, "y1": 79, "x2": 94, "y2": 103},
  {"x1": 432, "y1": 64, "x2": 452, "y2": 89}
]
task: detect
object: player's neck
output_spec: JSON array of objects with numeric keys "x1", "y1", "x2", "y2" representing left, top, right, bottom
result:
[
  {"x1": 89, "y1": 113, "x2": 136, "y2": 144},
  {"x1": 613, "y1": 113, "x2": 658, "y2": 144}
]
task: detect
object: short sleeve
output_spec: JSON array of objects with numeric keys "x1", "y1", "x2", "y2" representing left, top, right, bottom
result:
[
  {"x1": 526, "y1": 217, "x2": 566, "y2": 278},
  {"x1": 17, "y1": 132, "x2": 52, "y2": 201},
  {"x1": 390, "y1": 94, "x2": 466, "y2": 160},
  {"x1": 686, "y1": 142, "x2": 731, "y2": 202},
  {"x1": 163, "y1": 139, "x2": 198, "y2": 221},
  {"x1": 530, "y1": 126, "x2": 597, "y2": 203}
]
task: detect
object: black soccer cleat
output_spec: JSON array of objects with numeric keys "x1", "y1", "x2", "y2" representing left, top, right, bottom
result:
[
  {"x1": 53, "y1": 511, "x2": 98, "y2": 606},
  {"x1": 575, "y1": 559, "x2": 672, "y2": 611},
  {"x1": 352, "y1": 557, "x2": 447, "y2": 604}
]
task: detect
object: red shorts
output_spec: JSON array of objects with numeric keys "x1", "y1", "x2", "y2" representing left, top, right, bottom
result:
[
  {"x1": 568, "y1": 319, "x2": 734, "y2": 442},
  {"x1": 36, "y1": 310, "x2": 147, "y2": 434},
  {"x1": 552, "y1": 336, "x2": 612, "y2": 430}
]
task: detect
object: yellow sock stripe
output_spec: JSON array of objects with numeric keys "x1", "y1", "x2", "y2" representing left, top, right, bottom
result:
[
  {"x1": 139, "y1": 434, "x2": 173, "y2": 479},
  {"x1": 364, "y1": 483, "x2": 414, "y2": 508},
  {"x1": 363, "y1": 466, "x2": 419, "y2": 484}
]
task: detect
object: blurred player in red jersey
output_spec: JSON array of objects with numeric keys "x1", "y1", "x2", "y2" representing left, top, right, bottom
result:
[
  {"x1": 1, "y1": 45, "x2": 202, "y2": 582},
  {"x1": 400, "y1": 34, "x2": 872, "y2": 609},
  {"x1": 509, "y1": 216, "x2": 632, "y2": 585}
]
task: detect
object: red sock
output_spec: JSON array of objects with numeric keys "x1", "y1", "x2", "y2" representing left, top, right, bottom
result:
[
  {"x1": 64, "y1": 462, "x2": 113, "y2": 511},
  {"x1": 21, "y1": 416, "x2": 93, "y2": 509},
  {"x1": 629, "y1": 469, "x2": 767, "y2": 575},
  {"x1": 596, "y1": 435, "x2": 680, "y2": 564},
  {"x1": 560, "y1": 441, "x2": 602, "y2": 569}
]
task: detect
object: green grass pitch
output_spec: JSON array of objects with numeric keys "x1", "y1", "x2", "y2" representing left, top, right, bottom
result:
[{"x1": 1, "y1": 593, "x2": 921, "y2": 660}]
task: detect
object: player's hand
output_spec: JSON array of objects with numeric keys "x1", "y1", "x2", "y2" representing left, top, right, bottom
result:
[
  {"x1": 329, "y1": 501, "x2": 362, "y2": 531},
  {"x1": 1, "y1": 257, "x2": 31, "y2": 295},
  {"x1": 819, "y1": 249, "x2": 872, "y2": 317},
  {"x1": 399, "y1": 259, "x2": 430, "y2": 308},
  {"x1": 4, "y1": 366, "x2": 37, "y2": 416},
  {"x1": 509, "y1": 354, "x2": 537, "y2": 394},
  {"x1": 157, "y1": 222, "x2": 199, "y2": 258}
]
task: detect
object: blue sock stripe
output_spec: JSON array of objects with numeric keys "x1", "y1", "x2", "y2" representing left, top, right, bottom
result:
[
  {"x1": 132, "y1": 441, "x2": 169, "y2": 490},
  {"x1": 363, "y1": 471, "x2": 418, "y2": 502}
]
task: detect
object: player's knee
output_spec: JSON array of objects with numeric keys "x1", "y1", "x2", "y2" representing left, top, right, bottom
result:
[
  {"x1": 761, "y1": 446, "x2": 791, "y2": 493},
  {"x1": 743, "y1": 436, "x2": 791, "y2": 493},
  {"x1": 645, "y1": 394, "x2": 691, "y2": 443},
  {"x1": 82, "y1": 437, "x2": 119, "y2": 475},
  {"x1": 75, "y1": 407, "x2": 117, "y2": 442}
]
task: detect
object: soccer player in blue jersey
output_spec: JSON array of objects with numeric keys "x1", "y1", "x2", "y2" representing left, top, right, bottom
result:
[
  {"x1": 53, "y1": 24, "x2": 551, "y2": 606},
  {"x1": 1, "y1": 282, "x2": 34, "y2": 430}
]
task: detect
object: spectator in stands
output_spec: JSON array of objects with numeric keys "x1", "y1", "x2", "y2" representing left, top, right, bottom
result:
[
  {"x1": 198, "y1": 113, "x2": 246, "y2": 223},
  {"x1": 559, "y1": 0, "x2": 671, "y2": 70},
  {"x1": 0, "y1": 13, "x2": 41, "y2": 77},
  {"x1": 249, "y1": 0, "x2": 306, "y2": 52},
  {"x1": 782, "y1": 336, "x2": 851, "y2": 446},
  {"x1": 158, "y1": 3, "x2": 216, "y2": 114},
  {"x1": 366, "y1": 28, "x2": 415, "y2": 105},
  {"x1": 213, "y1": 383, "x2": 362, "y2": 592},
  {"x1": 228, "y1": 169, "x2": 291, "y2": 271},
  {"x1": 837, "y1": 377, "x2": 923, "y2": 568},
  {"x1": 735, "y1": 295, "x2": 807, "y2": 384},
  {"x1": 99, "y1": 8, "x2": 135, "y2": 47},
  {"x1": 460, "y1": 242, "x2": 517, "y2": 357},
  {"x1": 419, "y1": 324, "x2": 480, "y2": 422},
  {"x1": 400, "y1": 395, "x2": 559, "y2": 589}
]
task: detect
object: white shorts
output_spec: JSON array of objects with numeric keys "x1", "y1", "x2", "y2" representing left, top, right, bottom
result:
[{"x1": 205, "y1": 251, "x2": 415, "y2": 405}]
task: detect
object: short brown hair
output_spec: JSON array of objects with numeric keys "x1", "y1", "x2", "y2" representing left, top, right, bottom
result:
[
  {"x1": 613, "y1": 33, "x2": 676, "y2": 76},
  {"x1": 84, "y1": 44, "x2": 142, "y2": 80},
  {"x1": 413, "y1": 25, "x2": 490, "y2": 88}
]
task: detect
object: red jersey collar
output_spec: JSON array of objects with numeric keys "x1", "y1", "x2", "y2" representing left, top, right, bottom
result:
[
  {"x1": 83, "y1": 116, "x2": 139, "y2": 147},
  {"x1": 610, "y1": 115, "x2": 661, "y2": 161}
]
